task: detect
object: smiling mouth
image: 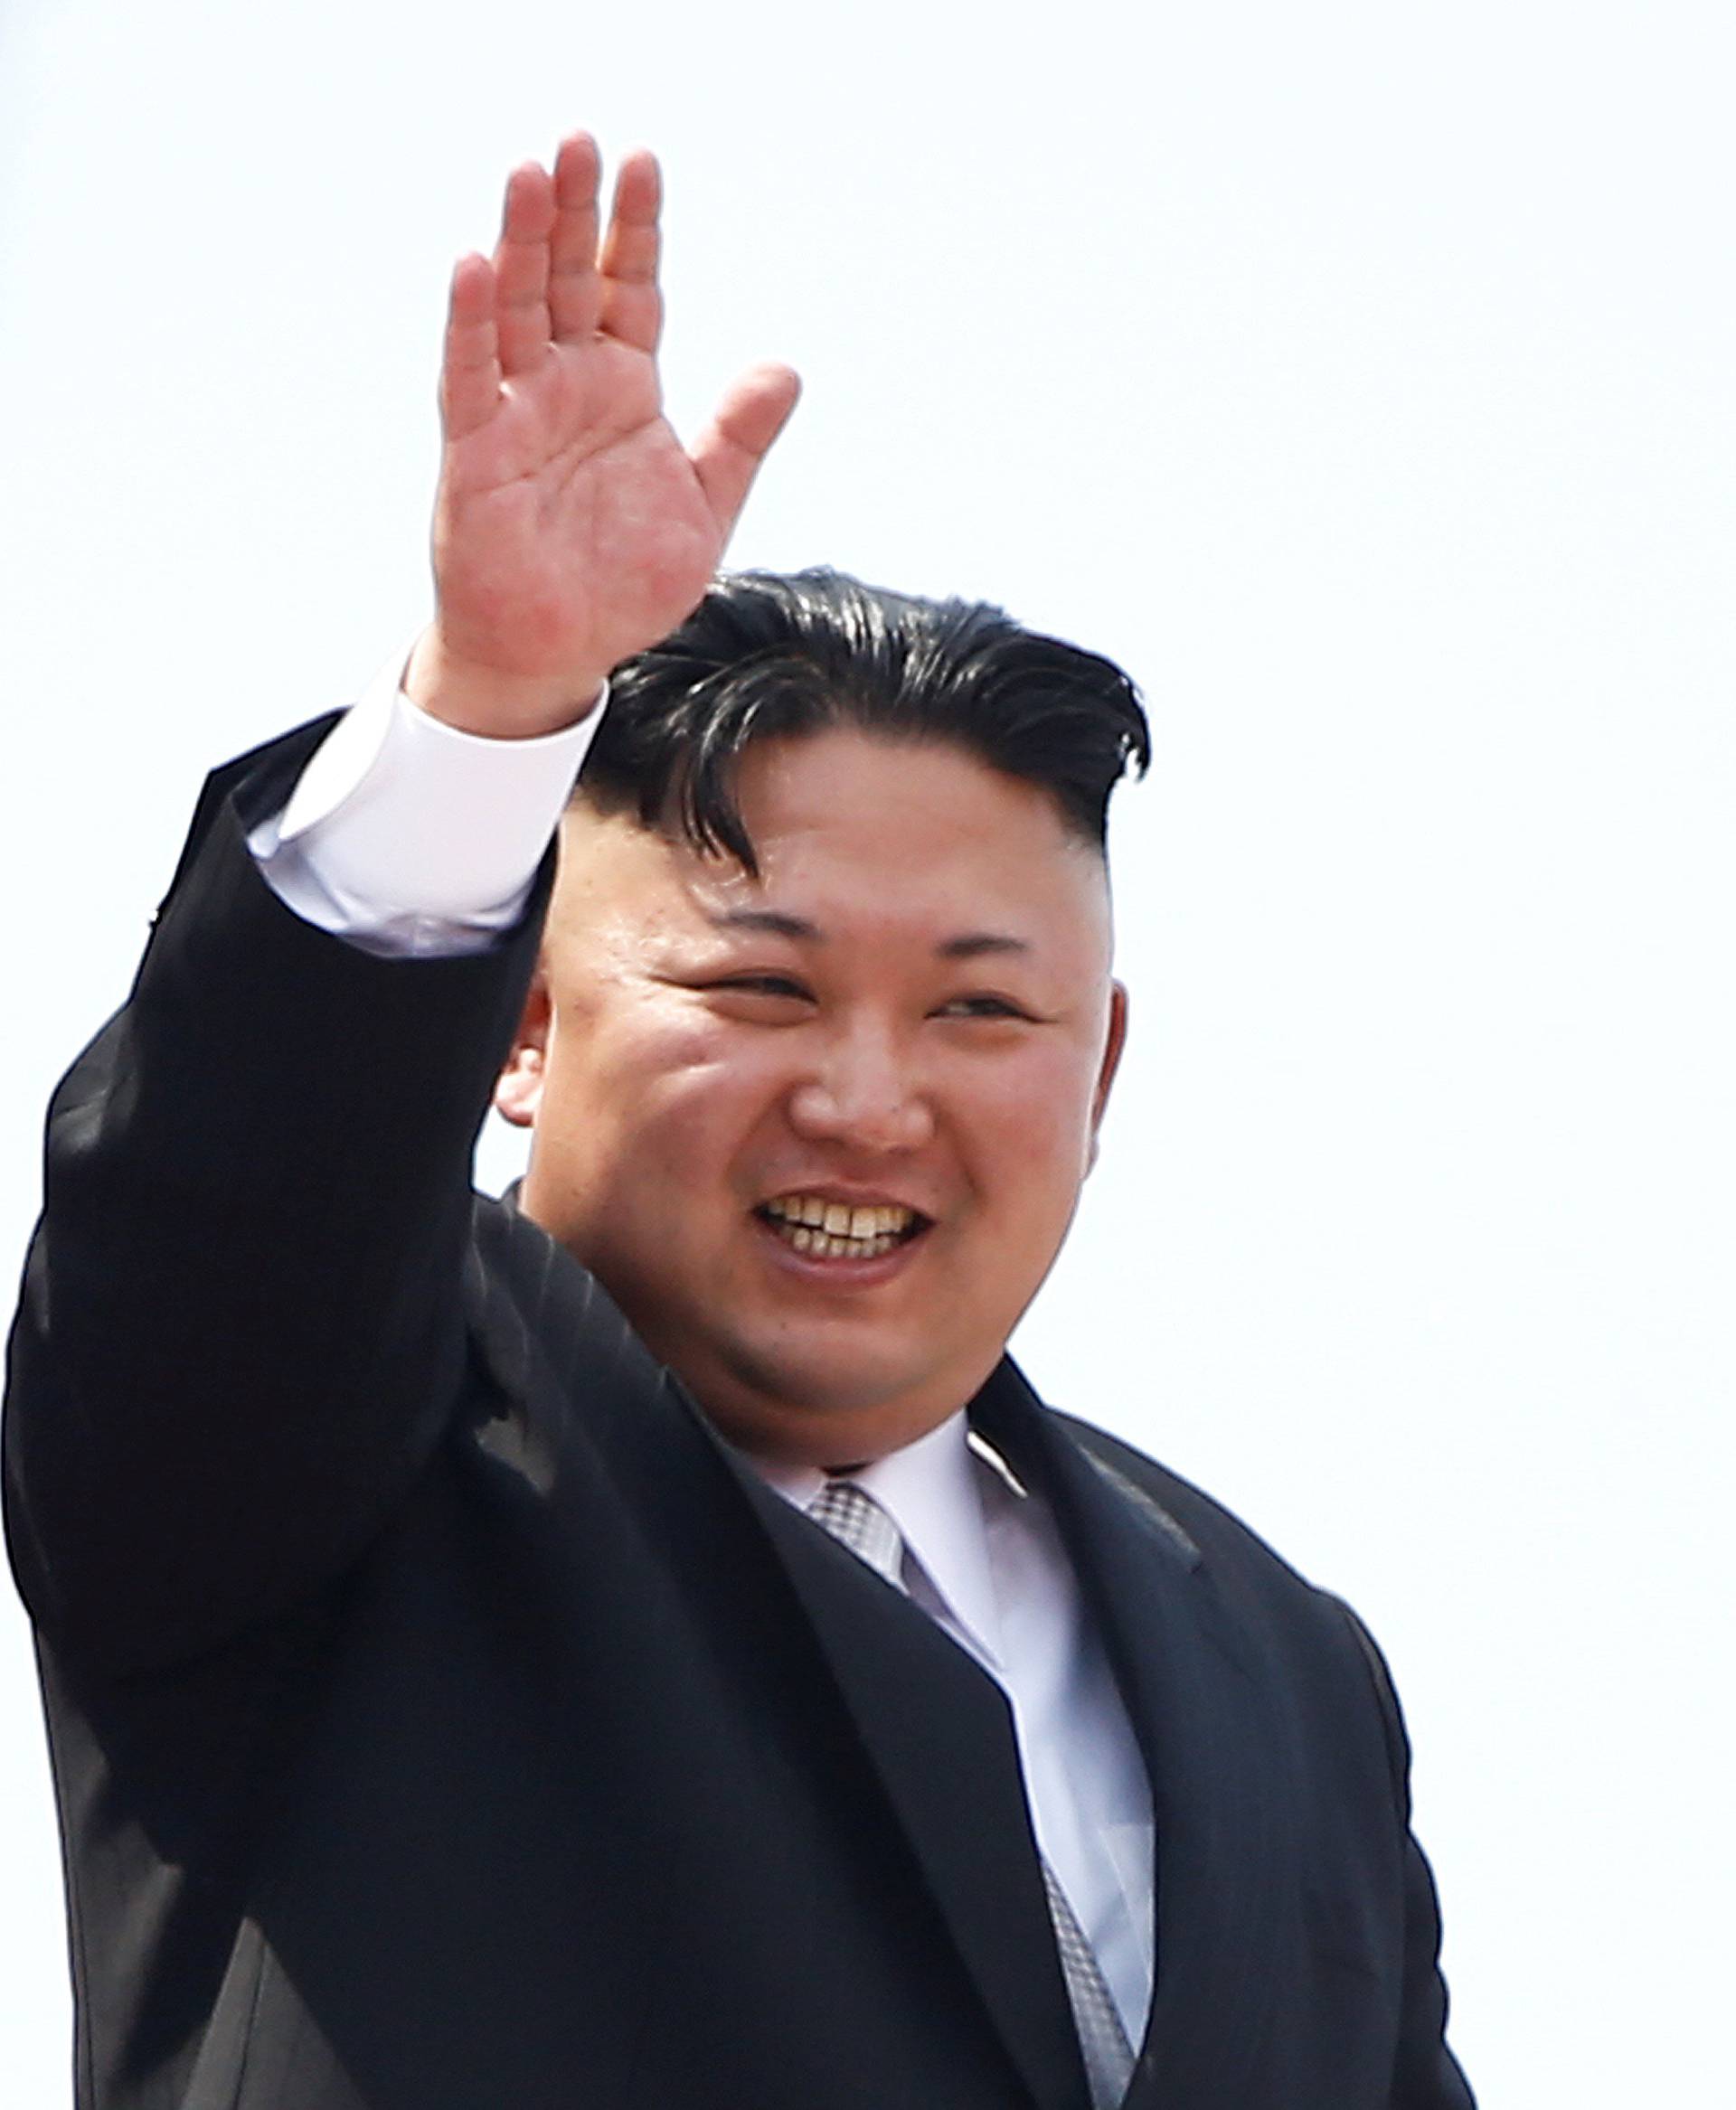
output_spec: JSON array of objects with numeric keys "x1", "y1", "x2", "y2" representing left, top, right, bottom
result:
[{"x1": 756, "y1": 1194, "x2": 929, "y2": 1260}]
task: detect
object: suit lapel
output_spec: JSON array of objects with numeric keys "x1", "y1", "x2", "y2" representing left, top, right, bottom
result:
[
  {"x1": 972, "y1": 1362, "x2": 1288, "y2": 2106},
  {"x1": 733, "y1": 1454, "x2": 1093, "y2": 2110}
]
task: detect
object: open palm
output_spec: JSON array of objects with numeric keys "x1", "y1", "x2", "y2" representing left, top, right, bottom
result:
[{"x1": 417, "y1": 137, "x2": 799, "y2": 735}]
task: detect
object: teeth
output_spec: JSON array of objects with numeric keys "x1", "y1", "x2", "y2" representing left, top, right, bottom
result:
[
  {"x1": 761, "y1": 1194, "x2": 920, "y2": 1257},
  {"x1": 768, "y1": 1195, "x2": 914, "y2": 1231}
]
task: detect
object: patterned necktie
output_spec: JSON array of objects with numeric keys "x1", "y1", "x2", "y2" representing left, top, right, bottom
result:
[{"x1": 805, "y1": 1477, "x2": 1137, "y2": 2109}]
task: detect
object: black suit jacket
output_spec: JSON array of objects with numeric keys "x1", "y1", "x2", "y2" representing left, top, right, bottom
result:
[{"x1": 5, "y1": 725, "x2": 1475, "y2": 2109}]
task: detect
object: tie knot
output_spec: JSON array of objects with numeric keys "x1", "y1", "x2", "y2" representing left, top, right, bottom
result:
[{"x1": 805, "y1": 1479, "x2": 907, "y2": 1589}]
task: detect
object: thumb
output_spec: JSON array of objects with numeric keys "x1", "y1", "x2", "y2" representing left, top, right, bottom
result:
[{"x1": 690, "y1": 362, "x2": 802, "y2": 540}]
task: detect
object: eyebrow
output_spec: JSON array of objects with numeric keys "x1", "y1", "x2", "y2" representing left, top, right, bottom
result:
[
  {"x1": 936, "y1": 932, "x2": 1031, "y2": 960},
  {"x1": 707, "y1": 909, "x2": 821, "y2": 941},
  {"x1": 706, "y1": 909, "x2": 1030, "y2": 960}
]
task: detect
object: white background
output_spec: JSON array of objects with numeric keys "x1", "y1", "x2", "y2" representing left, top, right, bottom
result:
[{"x1": 2, "y1": 1, "x2": 1731, "y2": 2101}]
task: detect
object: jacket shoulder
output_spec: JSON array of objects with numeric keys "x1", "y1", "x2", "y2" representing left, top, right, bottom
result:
[
  {"x1": 461, "y1": 1191, "x2": 683, "y2": 1442},
  {"x1": 1048, "y1": 1406, "x2": 1413, "y2": 1800},
  {"x1": 1046, "y1": 1408, "x2": 1321, "y2": 1591}
]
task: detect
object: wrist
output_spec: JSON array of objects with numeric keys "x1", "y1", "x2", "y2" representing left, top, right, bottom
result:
[{"x1": 403, "y1": 628, "x2": 609, "y2": 740}]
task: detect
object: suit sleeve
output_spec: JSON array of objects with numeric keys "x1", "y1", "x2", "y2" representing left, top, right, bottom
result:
[
  {"x1": 1335, "y1": 1600, "x2": 1478, "y2": 2110},
  {"x1": 3, "y1": 721, "x2": 553, "y2": 1673}
]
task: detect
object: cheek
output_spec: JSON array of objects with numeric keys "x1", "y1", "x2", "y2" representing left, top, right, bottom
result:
[
  {"x1": 562, "y1": 1007, "x2": 791, "y2": 1186},
  {"x1": 958, "y1": 1046, "x2": 1103, "y2": 1169}
]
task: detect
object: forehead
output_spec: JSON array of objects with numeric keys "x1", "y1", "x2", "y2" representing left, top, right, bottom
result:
[{"x1": 557, "y1": 730, "x2": 1110, "y2": 958}]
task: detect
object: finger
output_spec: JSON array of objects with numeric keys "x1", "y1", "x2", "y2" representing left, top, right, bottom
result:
[
  {"x1": 599, "y1": 147, "x2": 663, "y2": 353},
  {"x1": 548, "y1": 131, "x2": 604, "y2": 344},
  {"x1": 493, "y1": 161, "x2": 556, "y2": 377},
  {"x1": 690, "y1": 363, "x2": 803, "y2": 539},
  {"x1": 439, "y1": 253, "x2": 502, "y2": 441}
]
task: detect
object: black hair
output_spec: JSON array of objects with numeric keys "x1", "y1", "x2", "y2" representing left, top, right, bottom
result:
[{"x1": 576, "y1": 568, "x2": 1148, "y2": 874}]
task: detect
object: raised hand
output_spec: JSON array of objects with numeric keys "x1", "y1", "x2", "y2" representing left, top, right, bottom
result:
[{"x1": 406, "y1": 135, "x2": 801, "y2": 737}]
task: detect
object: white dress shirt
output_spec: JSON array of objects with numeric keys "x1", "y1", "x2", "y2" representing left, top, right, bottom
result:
[{"x1": 248, "y1": 667, "x2": 1157, "y2": 2045}]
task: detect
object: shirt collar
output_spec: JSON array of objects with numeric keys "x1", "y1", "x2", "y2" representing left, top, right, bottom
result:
[{"x1": 751, "y1": 1410, "x2": 1016, "y2": 1672}]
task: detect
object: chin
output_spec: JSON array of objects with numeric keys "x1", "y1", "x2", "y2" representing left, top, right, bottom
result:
[
  {"x1": 694, "y1": 1335, "x2": 967, "y2": 1459},
  {"x1": 734, "y1": 1362, "x2": 910, "y2": 1426}
]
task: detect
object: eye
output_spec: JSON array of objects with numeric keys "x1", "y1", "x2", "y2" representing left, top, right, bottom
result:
[
  {"x1": 699, "y1": 973, "x2": 816, "y2": 1013},
  {"x1": 712, "y1": 974, "x2": 813, "y2": 1000},
  {"x1": 932, "y1": 993, "x2": 1036, "y2": 1022}
]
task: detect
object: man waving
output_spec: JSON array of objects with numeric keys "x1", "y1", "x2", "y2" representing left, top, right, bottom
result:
[{"x1": 5, "y1": 134, "x2": 1474, "y2": 2109}]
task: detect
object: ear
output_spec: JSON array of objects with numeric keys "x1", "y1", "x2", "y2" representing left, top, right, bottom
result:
[
  {"x1": 1087, "y1": 980, "x2": 1129, "y2": 1173},
  {"x1": 494, "y1": 970, "x2": 552, "y2": 1131}
]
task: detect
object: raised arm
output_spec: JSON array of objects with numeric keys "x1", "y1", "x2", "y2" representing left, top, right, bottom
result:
[
  {"x1": 3, "y1": 137, "x2": 797, "y2": 1674},
  {"x1": 407, "y1": 133, "x2": 800, "y2": 738}
]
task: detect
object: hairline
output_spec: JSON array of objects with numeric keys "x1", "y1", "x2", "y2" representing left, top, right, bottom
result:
[{"x1": 569, "y1": 721, "x2": 1113, "y2": 872}]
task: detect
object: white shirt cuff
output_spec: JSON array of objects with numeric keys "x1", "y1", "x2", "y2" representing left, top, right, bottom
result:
[{"x1": 248, "y1": 650, "x2": 604, "y2": 956}]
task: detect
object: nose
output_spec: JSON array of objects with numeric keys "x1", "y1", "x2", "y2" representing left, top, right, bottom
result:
[{"x1": 787, "y1": 1019, "x2": 934, "y2": 1155}]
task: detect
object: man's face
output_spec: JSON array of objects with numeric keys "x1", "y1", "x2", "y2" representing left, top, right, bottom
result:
[{"x1": 498, "y1": 729, "x2": 1127, "y2": 1466}]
